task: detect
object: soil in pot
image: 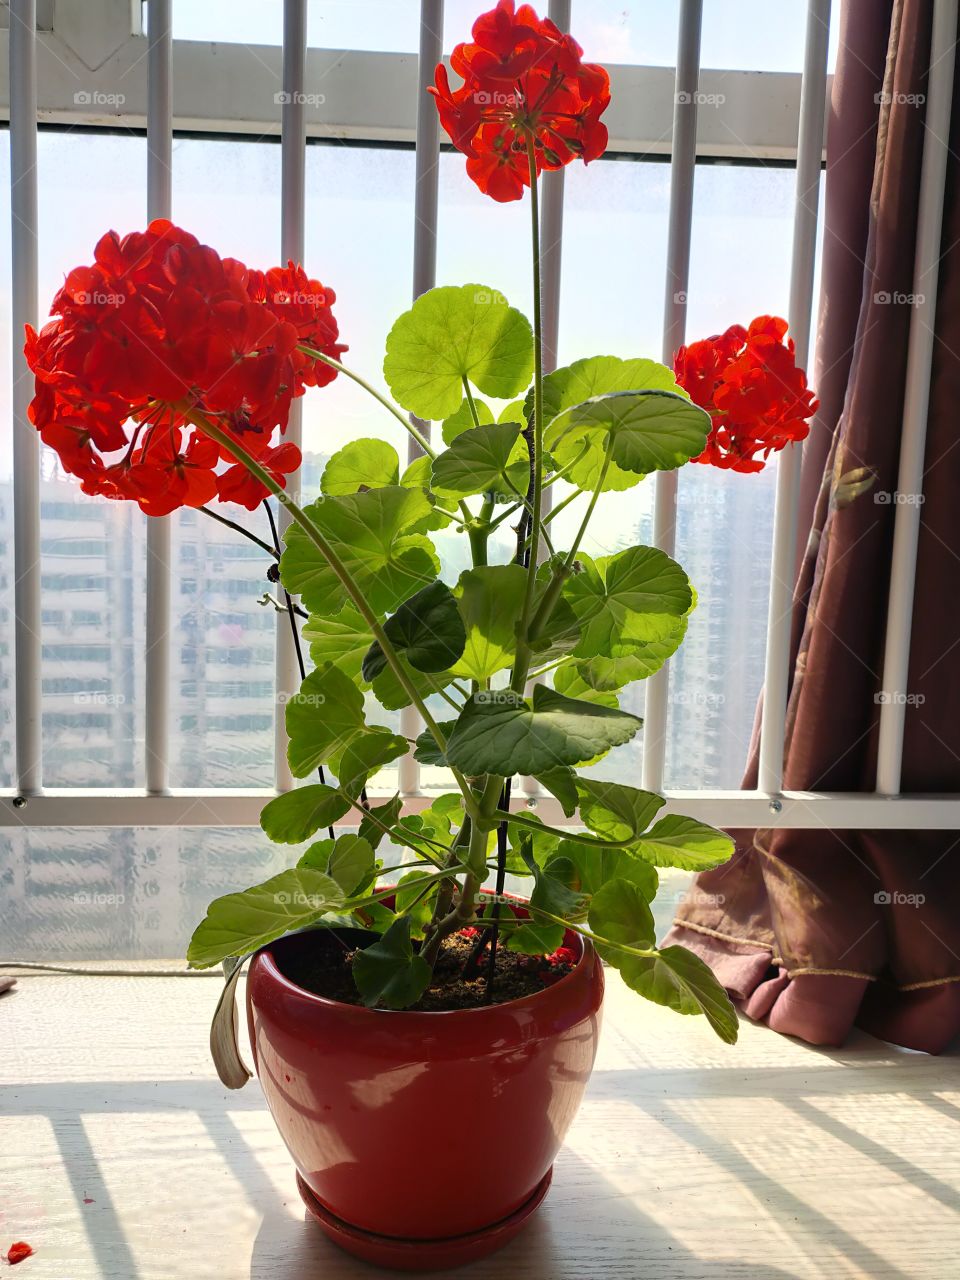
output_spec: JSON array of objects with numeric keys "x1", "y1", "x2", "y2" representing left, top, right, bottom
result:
[{"x1": 278, "y1": 925, "x2": 578, "y2": 1011}]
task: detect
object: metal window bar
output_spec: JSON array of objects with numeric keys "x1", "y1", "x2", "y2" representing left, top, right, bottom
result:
[
  {"x1": 757, "y1": 0, "x2": 831, "y2": 796},
  {"x1": 399, "y1": 0, "x2": 444, "y2": 800},
  {"x1": 641, "y1": 0, "x2": 702, "y2": 794},
  {"x1": 10, "y1": 0, "x2": 41, "y2": 795},
  {"x1": 876, "y1": 0, "x2": 958, "y2": 795},
  {"x1": 144, "y1": 0, "x2": 173, "y2": 794},
  {"x1": 4, "y1": 0, "x2": 960, "y2": 832},
  {"x1": 274, "y1": 0, "x2": 307, "y2": 793}
]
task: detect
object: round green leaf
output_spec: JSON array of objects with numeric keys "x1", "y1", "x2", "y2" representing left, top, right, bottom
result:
[
  {"x1": 260, "y1": 784, "x2": 352, "y2": 844},
  {"x1": 549, "y1": 839, "x2": 659, "y2": 902},
  {"x1": 302, "y1": 607, "x2": 373, "y2": 683},
  {"x1": 575, "y1": 778, "x2": 665, "y2": 843},
  {"x1": 280, "y1": 488, "x2": 440, "y2": 616},
  {"x1": 452, "y1": 564, "x2": 526, "y2": 682},
  {"x1": 362, "y1": 580, "x2": 466, "y2": 680},
  {"x1": 554, "y1": 389, "x2": 710, "y2": 484},
  {"x1": 444, "y1": 685, "x2": 643, "y2": 777},
  {"x1": 564, "y1": 547, "x2": 693, "y2": 660},
  {"x1": 442, "y1": 396, "x2": 495, "y2": 444},
  {"x1": 431, "y1": 422, "x2": 529, "y2": 500},
  {"x1": 383, "y1": 283, "x2": 534, "y2": 421},
  {"x1": 322, "y1": 438, "x2": 399, "y2": 495},
  {"x1": 540, "y1": 355, "x2": 687, "y2": 490}
]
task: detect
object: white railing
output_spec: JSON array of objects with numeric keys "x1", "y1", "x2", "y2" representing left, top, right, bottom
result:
[{"x1": 4, "y1": 0, "x2": 960, "y2": 832}]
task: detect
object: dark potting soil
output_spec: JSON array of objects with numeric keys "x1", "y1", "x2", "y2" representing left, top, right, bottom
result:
[{"x1": 279, "y1": 928, "x2": 577, "y2": 1011}]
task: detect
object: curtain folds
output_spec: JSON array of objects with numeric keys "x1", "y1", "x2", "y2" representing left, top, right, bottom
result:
[{"x1": 665, "y1": 0, "x2": 960, "y2": 1053}]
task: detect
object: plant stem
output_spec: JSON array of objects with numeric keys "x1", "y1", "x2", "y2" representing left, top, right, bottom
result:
[
  {"x1": 509, "y1": 134, "x2": 546, "y2": 700},
  {"x1": 184, "y1": 407, "x2": 480, "y2": 821},
  {"x1": 298, "y1": 346, "x2": 436, "y2": 460},
  {"x1": 199, "y1": 504, "x2": 278, "y2": 558},
  {"x1": 528, "y1": 443, "x2": 613, "y2": 646},
  {"x1": 462, "y1": 376, "x2": 482, "y2": 428}
]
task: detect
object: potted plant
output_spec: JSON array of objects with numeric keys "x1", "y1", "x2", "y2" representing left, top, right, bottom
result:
[{"x1": 24, "y1": 2, "x2": 816, "y2": 1268}]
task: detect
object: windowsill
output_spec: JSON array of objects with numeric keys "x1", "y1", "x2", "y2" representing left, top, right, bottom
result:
[{"x1": 3, "y1": 971, "x2": 957, "y2": 1278}]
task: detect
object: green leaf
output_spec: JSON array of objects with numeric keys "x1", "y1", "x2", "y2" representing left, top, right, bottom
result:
[
  {"x1": 384, "y1": 283, "x2": 534, "y2": 421},
  {"x1": 286, "y1": 663, "x2": 366, "y2": 777},
  {"x1": 445, "y1": 685, "x2": 643, "y2": 777},
  {"x1": 187, "y1": 867, "x2": 345, "y2": 969},
  {"x1": 352, "y1": 915, "x2": 432, "y2": 1009},
  {"x1": 326, "y1": 834, "x2": 376, "y2": 896},
  {"x1": 548, "y1": 838, "x2": 659, "y2": 902},
  {"x1": 588, "y1": 877, "x2": 657, "y2": 952},
  {"x1": 442, "y1": 396, "x2": 495, "y2": 444},
  {"x1": 573, "y1": 621, "x2": 688, "y2": 691},
  {"x1": 553, "y1": 661, "x2": 621, "y2": 706},
  {"x1": 575, "y1": 778, "x2": 665, "y2": 843},
  {"x1": 285, "y1": 663, "x2": 405, "y2": 783},
  {"x1": 452, "y1": 564, "x2": 525, "y2": 681},
  {"x1": 395, "y1": 871, "x2": 437, "y2": 939},
  {"x1": 280, "y1": 488, "x2": 440, "y2": 616},
  {"x1": 507, "y1": 920, "x2": 566, "y2": 955},
  {"x1": 362, "y1": 581, "x2": 466, "y2": 681},
  {"x1": 302, "y1": 607, "x2": 373, "y2": 682},
  {"x1": 413, "y1": 720, "x2": 457, "y2": 766},
  {"x1": 260, "y1": 784, "x2": 351, "y2": 844},
  {"x1": 539, "y1": 355, "x2": 688, "y2": 490},
  {"x1": 332, "y1": 728, "x2": 408, "y2": 794},
  {"x1": 559, "y1": 389, "x2": 710, "y2": 481},
  {"x1": 535, "y1": 765, "x2": 579, "y2": 816},
  {"x1": 358, "y1": 793, "x2": 403, "y2": 851},
  {"x1": 521, "y1": 837, "x2": 590, "y2": 921},
  {"x1": 632, "y1": 815, "x2": 735, "y2": 871},
  {"x1": 431, "y1": 422, "x2": 529, "y2": 500},
  {"x1": 370, "y1": 658, "x2": 454, "y2": 712},
  {"x1": 564, "y1": 547, "x2": 693, "y2": 660},
  {"x1": 322, "y1": 438, "x2": 399, "y2": 495}
]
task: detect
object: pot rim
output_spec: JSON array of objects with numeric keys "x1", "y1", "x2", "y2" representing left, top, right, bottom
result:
[{"x1": 253, "y1": 910, "x2": 596, "y2": 1022}]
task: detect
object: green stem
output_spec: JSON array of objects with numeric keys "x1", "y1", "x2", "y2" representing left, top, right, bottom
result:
[
  {"x1": 462, "y1": 376, "x2": 482, "y2": 428},
  {"x1": 494, "y1": 807, "x2": 638, "y2": 849},
  {"x1": 509, "y1": 135, "x2": 546, "y2": 698},
  {"x1": 185, "y1": 407, "x2": 480, "y2": 820},
  {"x1": 541, "y1": 486, "x2": 583, "y2": 526},
  {"x1": 299, "y1": 346, "x2": 436, "y2": 460},
  {"x1": 528, "y1": 442, "x2": 613, "y2": 645}
]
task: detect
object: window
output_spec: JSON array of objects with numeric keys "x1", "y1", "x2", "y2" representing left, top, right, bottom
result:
[{"x1": 0, "y1": 0, "x2": 836, "y2": 958}]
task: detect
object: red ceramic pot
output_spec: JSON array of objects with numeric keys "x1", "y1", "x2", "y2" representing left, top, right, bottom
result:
[{"x1": 246, "y1": 913, "x2": 604, "y2": 1271}]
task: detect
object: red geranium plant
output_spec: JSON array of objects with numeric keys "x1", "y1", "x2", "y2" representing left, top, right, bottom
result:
[{"x1": 26, "y1": 0, "x2": 816, "y2": 1051}]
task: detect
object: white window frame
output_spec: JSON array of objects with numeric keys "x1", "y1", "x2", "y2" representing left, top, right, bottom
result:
[{"x1": 4, "y1": 0, "x2": 959, "y2": 832}]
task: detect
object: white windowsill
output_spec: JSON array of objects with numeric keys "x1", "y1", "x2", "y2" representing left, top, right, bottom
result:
[{"x1": 2, "y1": 971, "x2": 957, "y2": 1278}]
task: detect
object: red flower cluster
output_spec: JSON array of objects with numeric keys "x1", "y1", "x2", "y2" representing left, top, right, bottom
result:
[
  {"x1": 674, "y1": 316, "x2": 818, "y2": 473},
  {"x1": 25, "y1": 220, "x2": 346, "y2": 514},
  {"x1": 430, "y1": 0, "x2": 610, "y2": 202}
]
